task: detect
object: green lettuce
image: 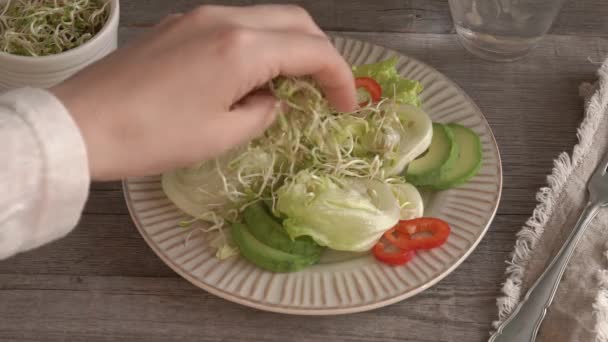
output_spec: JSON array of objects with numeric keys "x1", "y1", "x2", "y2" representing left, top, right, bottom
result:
[
  {"x1": 275, "y1": 171, "x2": 400, "y2": 252},
  {"x1": 352, "y1": 57, "x2": 423, "y2": 106}
]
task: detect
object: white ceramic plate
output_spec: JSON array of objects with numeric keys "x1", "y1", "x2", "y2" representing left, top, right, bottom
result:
[{"x1": 123, "y1": 36, "x2": 502, "y2": 315}]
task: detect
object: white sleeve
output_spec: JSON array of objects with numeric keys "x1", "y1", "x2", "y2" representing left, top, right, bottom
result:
[{"x1": 0, "y1": 88, "x2": 90, "y2": 259}]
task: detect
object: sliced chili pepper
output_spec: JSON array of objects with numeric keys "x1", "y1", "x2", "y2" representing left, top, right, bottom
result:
[
  {"x1": 355, "y1": 77, "x2": 382, "y2": 107},
  {"x1": 384, "y1": 218, "x2": 451, "y2": 251},
  {"x1": 372, "y1": 241, "x2": 415, "y2": 266}
]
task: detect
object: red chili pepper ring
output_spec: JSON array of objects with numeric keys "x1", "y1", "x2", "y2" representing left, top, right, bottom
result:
[
  {"x1": 384, "y1": 218, "x2": 451, "y2": 251},
  {"x1": 372, "y1": 241, "x2": 416, "y2": 266},
  {"x1": 355, "y1": 77, "x2": 382, "y2": 107}
]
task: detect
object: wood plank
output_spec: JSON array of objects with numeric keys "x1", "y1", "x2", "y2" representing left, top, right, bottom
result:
[
  {"x1": 119, "y1": 0, "x2": 454, "y2": 33},
  {"x1": 0, "y1": 273, "x2": 498, "y2": 342},
  {"x1": 118, "y1": 0, "x2": 608, "y2": 37},
  {"x1": 0, "y1": 213, "x2": 174, "y2": 277}
]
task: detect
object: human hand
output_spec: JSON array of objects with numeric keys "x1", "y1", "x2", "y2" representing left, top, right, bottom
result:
[{"x1": 51, "y1": 5, "x2": 357, "y2": 181}]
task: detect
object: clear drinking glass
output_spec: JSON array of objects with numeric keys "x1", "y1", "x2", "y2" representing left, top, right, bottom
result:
[{"x1": 448, "y1": 0, "x2": 567, "y2": 62}]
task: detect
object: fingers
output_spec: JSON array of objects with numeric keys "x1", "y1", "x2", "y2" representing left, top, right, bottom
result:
[
  {"x1": 187, "y1": 4, "x2": 325, "y2": 37},
  {"x1": 206, "y1": 93, "x2": 279, "y2": 153},
  {"x1": 173, "y1": 5, "x2": 355, "y2": 111},
  {"x1": 255, "y1": 31, "x2": 357, "y2": 112}
]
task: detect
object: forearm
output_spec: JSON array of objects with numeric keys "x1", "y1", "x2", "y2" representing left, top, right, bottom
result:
[{"x1": 0, "y1": 88, "x2": 90, "y2": 259}]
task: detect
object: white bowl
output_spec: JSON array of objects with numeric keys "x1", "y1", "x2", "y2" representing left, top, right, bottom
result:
[{"x1": 0, "y1": 0, "x2": 119, "y2": 92}]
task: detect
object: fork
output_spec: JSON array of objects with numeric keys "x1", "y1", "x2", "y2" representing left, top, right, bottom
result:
[{"x1": 489, "y1": 155, "x2": 608, "y2": 342}]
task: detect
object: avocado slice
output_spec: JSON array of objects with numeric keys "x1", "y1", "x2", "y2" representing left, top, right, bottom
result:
[
  {"x1": 231, "y1": 223, "x2": 318, "y2": 273},
  {"x1": 406, "y1": 123, "x2": 459, "y2": 186},
  {"x1": 433, "y1": 124, "x2": 482, "y2": 189},
  {"x1": 243, "y1": 202, "x2": 322, "y2": 259}
]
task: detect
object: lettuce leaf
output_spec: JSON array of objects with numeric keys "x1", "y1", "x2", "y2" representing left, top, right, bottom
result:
[
  {"x1": 276, "y1": 171, "x2": 400, "y2": 252},
  {"x1": 352, "y1": 57, "x2": 423, "y2": 106}
]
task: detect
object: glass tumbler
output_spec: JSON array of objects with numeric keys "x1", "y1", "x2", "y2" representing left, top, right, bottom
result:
[{"x1": 448, "y1": 0, "x2": 567, "y2": 62}]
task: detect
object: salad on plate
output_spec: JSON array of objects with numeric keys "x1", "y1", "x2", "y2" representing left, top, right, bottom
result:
[{"x1": 161, "y1": 57, "x2": 483, "y2": 272}]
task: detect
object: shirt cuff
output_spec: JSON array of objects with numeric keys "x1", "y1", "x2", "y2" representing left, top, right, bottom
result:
[{"x1": 0, "y1": 88, "x2": 90, "y2": 255}]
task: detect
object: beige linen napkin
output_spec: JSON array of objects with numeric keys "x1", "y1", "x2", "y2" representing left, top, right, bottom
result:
[{"x1": 494, "y1": 59, "x2": 608, "y2": 342}]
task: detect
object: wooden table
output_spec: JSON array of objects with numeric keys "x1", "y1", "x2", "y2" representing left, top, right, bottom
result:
[{"x1": 2, "y1": 1, "x2": 608, "y2": 341}]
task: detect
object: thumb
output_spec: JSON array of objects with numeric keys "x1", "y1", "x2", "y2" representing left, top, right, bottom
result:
[{"x1": 219, "y1": 93, "x2": 280, "y2": 148}]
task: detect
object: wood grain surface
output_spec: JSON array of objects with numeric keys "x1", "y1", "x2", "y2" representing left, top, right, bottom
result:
[{"x1": 2, "y1": 1, "x2": 608, "y2": 341}]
